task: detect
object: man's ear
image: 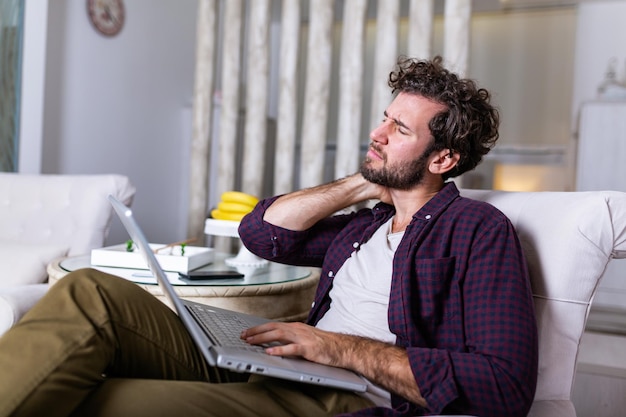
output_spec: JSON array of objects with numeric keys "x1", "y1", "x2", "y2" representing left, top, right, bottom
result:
[{"x1": 429, "y1": 149, "x2": 460, "y2": 175}]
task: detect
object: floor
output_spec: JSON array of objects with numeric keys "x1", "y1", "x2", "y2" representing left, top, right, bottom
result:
[{"x1": 572, "y1": 306, "x2": 626, "y2": 417}]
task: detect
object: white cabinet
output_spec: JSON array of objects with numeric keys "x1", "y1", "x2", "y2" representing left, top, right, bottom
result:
[
  {"x1": 576, "y1": 101, "x2": 626, "y2": 191},
  {"x1": 576, "y1": 101, "x2": 626, "y2": 312}
]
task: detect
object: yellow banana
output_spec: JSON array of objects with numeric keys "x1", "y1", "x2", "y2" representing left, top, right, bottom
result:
[
  {"x1": 217, "y1": 201, "x2": 255, "y2": 213},
  {"x1": 221, "y1": 191, "x2": 259, "y2": 207},
  {"x1": 210, "y1": 209, "x2": 247, "y2": 222},
  {"x1": 211, "y1": 191, "x2": 258, "y2": 222}
]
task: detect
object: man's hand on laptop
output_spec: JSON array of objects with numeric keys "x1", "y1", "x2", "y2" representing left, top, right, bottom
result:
[
  {"x1": 241, "y1": 322, "x2": 344, "y2": 366},
  {"x1": 240, "y1": 322, "x2": 428, "y2": 407}
]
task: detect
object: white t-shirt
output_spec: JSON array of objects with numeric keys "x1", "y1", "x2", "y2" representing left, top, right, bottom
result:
[{"x1": 315, "y1": 217, "x2": 404, "y2": 406}]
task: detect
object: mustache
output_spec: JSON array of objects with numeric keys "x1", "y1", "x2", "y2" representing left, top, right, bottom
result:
[{"x1": 367, "y1": 143, "x2": 385, "y2": 160}]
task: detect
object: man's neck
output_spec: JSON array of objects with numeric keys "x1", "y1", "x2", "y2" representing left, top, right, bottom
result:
[{"x1": 389, "y1": 180, "x2": 445, "y2": 233}]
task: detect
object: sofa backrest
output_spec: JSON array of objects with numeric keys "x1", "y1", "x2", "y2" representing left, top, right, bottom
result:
[
  {"x1": 0, "y1": 173, "x2": 136, "y2": 256},
  {"x1": 461, "y1": 188, "x2": 626, "y2": 405}
]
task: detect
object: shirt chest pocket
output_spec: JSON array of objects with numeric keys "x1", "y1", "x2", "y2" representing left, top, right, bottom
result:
[{"x1": 414, "y1": 257, "x2": 458, "y2": 323}]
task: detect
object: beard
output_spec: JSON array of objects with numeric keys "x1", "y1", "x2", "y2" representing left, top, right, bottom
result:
[{"x1": 360, "y1": 143, "x2": 434, "y2": 190}]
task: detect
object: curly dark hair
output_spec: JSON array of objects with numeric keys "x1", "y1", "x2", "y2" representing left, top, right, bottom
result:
[{"x1": 388, "y1": 56, "x2": 499, "y2": 180}]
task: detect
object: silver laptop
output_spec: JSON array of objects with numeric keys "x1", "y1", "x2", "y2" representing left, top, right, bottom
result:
[{"x1": 108, "y1": 195, "x2": 367, "y2": 392}]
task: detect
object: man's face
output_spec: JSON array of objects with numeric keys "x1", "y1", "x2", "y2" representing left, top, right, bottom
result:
[{"x1": 361, "y1": 93, "x2": 446, "y2": 190}]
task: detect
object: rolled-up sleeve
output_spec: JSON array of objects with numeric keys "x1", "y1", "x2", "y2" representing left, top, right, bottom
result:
[{"x1": 238, "y1": 197, "x2": 353, "y2": 267}]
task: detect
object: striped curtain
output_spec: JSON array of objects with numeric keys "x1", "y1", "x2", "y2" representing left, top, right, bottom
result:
[{"x1": 187, "y1": 0, "x2": 471, "y2": 239}]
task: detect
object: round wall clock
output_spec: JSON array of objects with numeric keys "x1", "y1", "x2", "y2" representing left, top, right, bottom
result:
[{"x1": 87, "y1": 0, "x2": 125, "y2": 37}]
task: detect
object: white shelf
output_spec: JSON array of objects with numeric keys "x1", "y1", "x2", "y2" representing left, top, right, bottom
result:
[
  {"x1": 204, "y1": 218, "x2": 268, "y2": 267},
  {"x1": 204, "y1": 218, "x2": 240, "y2": 238}
]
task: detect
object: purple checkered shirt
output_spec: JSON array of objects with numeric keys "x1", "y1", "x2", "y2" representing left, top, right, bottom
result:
[{"x1": 238, "y1": 182, "x2": 538, "y2": 417}]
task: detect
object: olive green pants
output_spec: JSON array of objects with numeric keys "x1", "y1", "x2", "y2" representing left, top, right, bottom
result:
[{"x1": 0, "y1": 269, "x2": 372, "y2": 417}]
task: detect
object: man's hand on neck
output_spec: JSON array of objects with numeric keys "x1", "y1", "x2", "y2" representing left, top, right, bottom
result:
[
  {"x1": 263, "y1": 173, "x2": 382, "y2": 231},
  {"x1": 263, "y1": 173, "x2": 446, "y2": 232}
]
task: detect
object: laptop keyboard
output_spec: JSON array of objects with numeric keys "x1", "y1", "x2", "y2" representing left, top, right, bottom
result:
[{"x1": 187, "y1": 304, "x2": 265, "y2": 352}]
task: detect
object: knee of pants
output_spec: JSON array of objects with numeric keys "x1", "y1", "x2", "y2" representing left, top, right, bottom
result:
[
  {"x1": 50, "y1": 268, "x2": 146, "y2": 304},
  {"x1": 38, "y1": 267, "x2": 170, "y2": 331}
]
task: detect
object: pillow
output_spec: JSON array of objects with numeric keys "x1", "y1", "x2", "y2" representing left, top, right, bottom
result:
[{"x1": 0, "y1": 241, "x2": 69, "y2": 288}]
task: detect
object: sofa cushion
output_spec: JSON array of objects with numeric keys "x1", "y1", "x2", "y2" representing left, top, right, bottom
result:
[
  {"x1": 0, "y1": 173, "x2": 136, "y2": 256},
  {"x1": 0, "y1": 241, "x2": 68, "y2": 287}
]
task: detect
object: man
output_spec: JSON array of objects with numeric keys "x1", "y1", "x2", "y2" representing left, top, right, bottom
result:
[
  {"x1": 238, "y1": 56, "x2": 537, "y2": 416},
  {"x1": 0, "y1": 56, "x2": 537, "y2": 417}
]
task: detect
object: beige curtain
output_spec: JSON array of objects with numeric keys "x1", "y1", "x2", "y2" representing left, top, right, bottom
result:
[
  {"x1": 187, "y1": 0, "x2": 216, "y2": 239},
  {"x1": 334, "y1": 0, "x2": 367, "y2": 180},
  {"x1": 444, "y1": 0, "x2": 471, "y2": 76},
  {"x1": 273, "y1": 0, "x2": 301, "y2": 195}
]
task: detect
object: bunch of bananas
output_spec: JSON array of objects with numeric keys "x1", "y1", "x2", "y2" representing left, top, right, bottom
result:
[{"x1": 210, "y1": 191, "x2": 259, "y2": 222}]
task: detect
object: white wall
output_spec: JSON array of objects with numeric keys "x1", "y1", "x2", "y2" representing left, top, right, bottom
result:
[
  {"x1": 468, "y1": 9, "x2": 576, "y2": 149},
  {"x1": 572, "y1": 0, "x2": 626, "y2": 115},
  {"x1": 41, "y1": 0, "x2": 198, "y2": 245}
]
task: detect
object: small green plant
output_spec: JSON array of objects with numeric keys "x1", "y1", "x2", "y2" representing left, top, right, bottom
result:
[
  {"x1": 126, "y1": 239, "x2": 134, "y2": 252},
  {"x1": 180, "y1": 242, "x2": 187, "y2": 256}
]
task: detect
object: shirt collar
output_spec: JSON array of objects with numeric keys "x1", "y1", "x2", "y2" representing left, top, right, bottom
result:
[
  {"x1": 371, "y1": 181, "x2": 461, "y2": 222},
  {"x1": 413, "y1": 181, "x2": 460, "y2": 221}
]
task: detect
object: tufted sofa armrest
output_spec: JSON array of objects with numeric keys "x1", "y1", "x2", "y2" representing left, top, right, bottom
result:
[{"x1": 0, "y1": 173, "x2": 136, "y2": 336}]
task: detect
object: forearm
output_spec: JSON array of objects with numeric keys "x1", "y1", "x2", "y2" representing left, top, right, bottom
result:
[
  {"x1": 331, "y1": 334, "x2": 427, "y2": 408},
  {"x1": 263, "y1": 174, "x2": 379, "y2": 231},
  {"x1": 243, "y1": 322, "x2": 426, "y2": 407}
]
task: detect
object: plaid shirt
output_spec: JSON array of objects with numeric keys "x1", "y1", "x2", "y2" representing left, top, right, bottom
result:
[{"x1": 239, "y1": 182, "x2": 538, "y2": 417}]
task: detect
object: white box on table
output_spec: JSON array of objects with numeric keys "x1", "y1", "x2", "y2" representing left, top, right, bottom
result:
[{"x1": 91, "y1": 243, "x2": 214, "y2": 273}]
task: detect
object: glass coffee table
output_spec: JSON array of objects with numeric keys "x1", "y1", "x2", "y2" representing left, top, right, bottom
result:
[{"x1": 48, "y1": 253, "x2": 319, "y2": 322}]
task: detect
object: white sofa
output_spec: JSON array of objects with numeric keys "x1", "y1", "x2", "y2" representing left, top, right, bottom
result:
[
  {"x1": 0, "y1": 173, "x2": 136, "y2": 336},
  {"x1": 458, "y1": 189, "x2": 626, "y2": 417}
]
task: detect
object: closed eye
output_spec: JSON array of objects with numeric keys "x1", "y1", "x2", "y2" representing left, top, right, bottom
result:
[{"x1": 383, "y1": 111, "x2": 412, "y2": 135}]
